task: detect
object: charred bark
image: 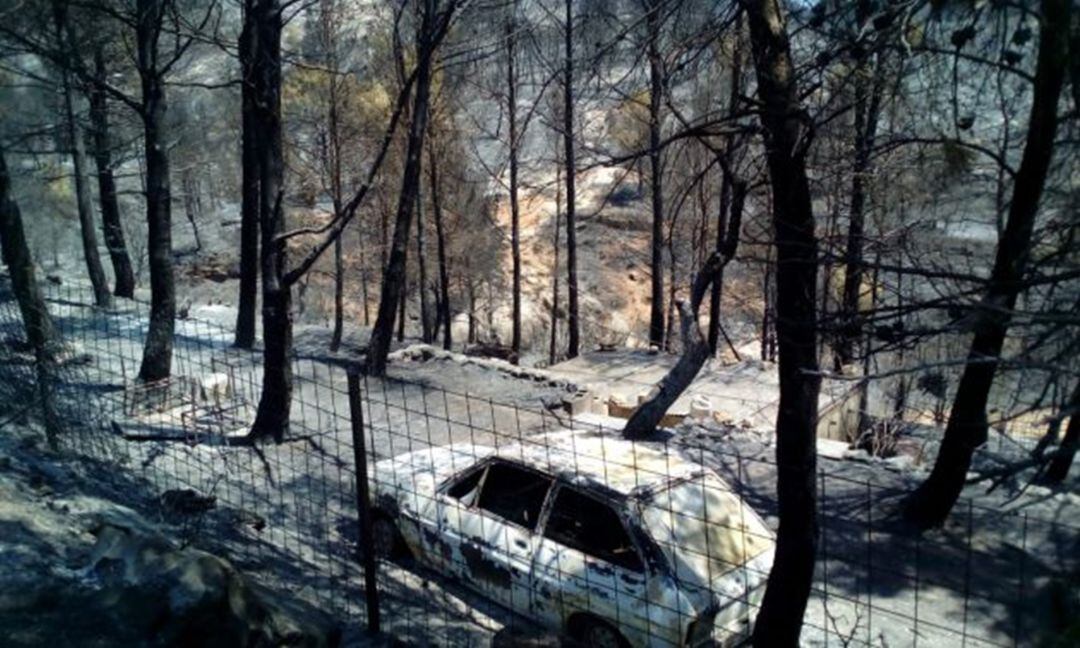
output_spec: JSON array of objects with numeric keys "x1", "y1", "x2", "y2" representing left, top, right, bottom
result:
[
  {"x1": 249, "y1": 0, "x2": 291, "y2": 442},
  {"x1": 645, "y1": 0, "x2": 664, "y2": 348},
  {"x1": 836, "y1": 3, "x2": 885, "y2": 370},
  {"x1": 89, "y1": 46, "x2": 135, "y2": 299},
  {"x1": 623, "y1": 252, "x2": 731, "y2": 439},
  {"x1": 742, "y1": 0, "x2": 821, "y2": 643},
  {"x1": 562, "y1": 0, "x2": 579, "y2": 359},
  {"x1": 136, "y1": 0, "x2": 176, "y2": 383},
  {"x1": 54, "y1": 0, "x2": 111, "y2": 308},
  {"x1": 0, "y1": 145, "x2": 61, "y2": 447},
  {"x1": 428, "y1": 142, "x2": 451, "y2": 350},
  {"x1": 507, "y1": 18, "x2": 522, "y2": 362},
  {"x1": 235, "y1": 0, "x2": 259, "y2": 349},
  {"x1": 903, "y1": 0, "x2": 1070, "y2": 530}
]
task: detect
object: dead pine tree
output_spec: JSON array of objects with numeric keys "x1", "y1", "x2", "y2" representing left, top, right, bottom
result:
[
  {"x1": 88, "y1": 44, "x2": 136, "y2": 299},
  {"x1": 52, "y1": 0, "x2": 112, "y2": 308},
  {"x1": 0, "y1": 142, "x2": 62, "y2": 447},
  {"x1": 234, "y1": 0, "x2": 260, "y2": 349},
  {"x1": 561, "y1": 0, "x2": 580, "y2": 359},
  {"x1": 903, "y1": 0, "x2": 1072, "y2": 530},
  {"x1": 742, "y1": 0, "x2": 822, "y2": 643},
  {"x1": 506, "y1": 14, "x2": 523, "y2": 363},
  {"x1": 367, "y1": 0, "x2": 439, "y2": 376}
]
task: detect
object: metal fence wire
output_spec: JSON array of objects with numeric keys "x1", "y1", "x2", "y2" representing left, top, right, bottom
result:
[{"x1": 0, "y1": 276, "x2": 1075, "y2": 648}]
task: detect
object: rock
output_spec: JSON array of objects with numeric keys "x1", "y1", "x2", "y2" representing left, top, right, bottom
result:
[
  {"x1": 76, "y1": 521, "x2": 341, "y2": 647},
  {"x1": 689, "y1": 395, "x2": 712, "y2": 421},
  {"x1": 842, "y1": 448, "x2": 872, "y2": 463},
  {"x1": 884, "y1": 454, "x2": 916, "y2": 472}
]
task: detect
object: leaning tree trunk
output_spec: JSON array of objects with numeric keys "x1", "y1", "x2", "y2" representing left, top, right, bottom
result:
[
  {"x1": 742, "y1": 0, "x2": 822, "y2": 644},
  {"x1": 903, "y1": 0, "x2": 1070, "y2": 530},
  {"x1": 623, "y1": 252, "x2": 732, "y2": 439},
  {"x1": 54, "y1": 1, "x2": 111, "y2": 308},
  {"x1": 136, "y1": 0, "x2": 176, "y2": 383},
  {"x1": 1, "y1": 145, "x2": 62, "y2": 448},
  {"x1": 562, "y1": 0, "x2": 580, "y2": 359},
  {"x1": 249, "y1": 0, "x2": 291, "y2": 443},
  {"x1": 235, "y1": 0, "x2": 260, "y2": 349},
  {"x1": 645, "y1": 0, "x2": 665, "y2": 348},
  {"x1": 367, "y1": 1, "x2": 434, "y2": 376},
  {"x1": 90, "y1": 46, "x2": 136, "y2": 299}
]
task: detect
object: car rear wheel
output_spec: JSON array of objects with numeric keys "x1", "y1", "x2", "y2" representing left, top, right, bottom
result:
[
  {"x1": 371, "y1": 515, "x2": 404, "y2": 560},
  {"x1": 577, "y1": 617, "x2": 629, "y2": 648}
]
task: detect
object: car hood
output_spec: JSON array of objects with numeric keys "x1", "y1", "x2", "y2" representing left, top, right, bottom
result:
[
  {"x1": 637, "y1": 473, "x2": 776, "y2": 608},
  {"x1": 371, "y1": 444, "x2": 494, "y2": 508}
]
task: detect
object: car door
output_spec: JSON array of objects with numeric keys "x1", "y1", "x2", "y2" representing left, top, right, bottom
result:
[
  {"x1": 436, "y1": 459, "x2": 552, "y2": 615},
  {"x1": 531, "y1": 485, "x2": 653, "y2": 642}
]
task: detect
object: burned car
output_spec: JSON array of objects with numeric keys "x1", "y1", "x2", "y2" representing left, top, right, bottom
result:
[{"x1": 369, "y1": 430, "x2": 775, "y2": 647}]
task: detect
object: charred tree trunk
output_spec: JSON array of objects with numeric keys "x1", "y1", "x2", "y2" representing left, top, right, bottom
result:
[
  {"x1": 89, "y1": 46, "x2": 135, "y2": 299},
  {"x1": 54, "y1": 0, "x2": 111, "y2": 308},
  {"x1": 549, "y1": 162, "x2": 562, "y2": 366},
  {"x1": 249, "y1": 0, "x2": 291, "y2": 442},
  {"x1": 368, "y1": 0, "x2": 435, "y2": 375},
  {"x1": 235, "y1": 0, "x2": 260, "y2": 349},
  {"x1": 623, "y1": 252, "x2": 731, "y2": 439},
  {"x1": 428, "y1": 143, "x2": 451, "y2": 350},
  {"x1": 708, "y1": 25, "x2": 743, "y2": 354},
  {"x1": 837, "y1": 6, "x2": 884, "y2": 370},
  {"x1": 743, "y1": 0, "x2": 821, "y2": 643},
  {"x1": 507, "y1": 18, "x2": 522, "y2": 363},
  {"x1": 562, "y1": 0, "x2": 580, "y2": 359},
  {"x1": 645, "y1": 0, "x2": 665, "y2": 348},
  {"x1": 903, "y1": 0, "x2": 1070, "y2": 530},
  {"x1": 136, "y1": 0, "x2": 176, "y2": 382},
  {"x1": 0, "y1": 145, "x2": 61, "y2": 447},
  {"x1": 416, "y1": 185, "x2": 432, "y2": 344},
  {"x1": 331, "y1": 235, "x2": 344, "y2": 351}
]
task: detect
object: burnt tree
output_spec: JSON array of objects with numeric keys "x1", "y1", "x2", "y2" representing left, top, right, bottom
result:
[
  {"x1": 0, "y1": 143, "x2": 61, "y2": 447},
  {"x1": 135, "y1": 0, "x2": 176, "y2": 382},
  {"x1": 249, "y1": 0, "x2": 291, "y2": 442},
  {"x1": 743, "y1": 0, "x2": 822, "y2": 643},
  {"x1": 235, "y1": 0, "x2": 259, "y2": 349},
  {"x1": 562, "y1": 0, "x2": 580, "y2": 359},
  {"x1": 644, "y1": 0, "x2": 665, "y2": 348},
  {"x1": 53, "y1": 0, "x2": 111, "y2": 308},
  {"x1": 89, "y1": 45, "x2": 136, "y2": 299},
  {"x1": 368, "y1": 0, "x2": 438, "y2": 376},
  {"x1": 506, "y1": 16, "x2": 523, "y2": 362},
  {"x1": 903, "y1": 0, "x2": 1071, "y2": 530}
]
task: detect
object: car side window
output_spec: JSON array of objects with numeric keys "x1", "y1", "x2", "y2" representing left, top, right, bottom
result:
[
  {"x1": 544, "y1": 486, "x2": 644, "y2": 573},
  {"x1": 446, "y1": 465, "x2": 485, "y2": 507},
  {"x1": 474, "y1": 461, "x2": 552, "y2": 531}
]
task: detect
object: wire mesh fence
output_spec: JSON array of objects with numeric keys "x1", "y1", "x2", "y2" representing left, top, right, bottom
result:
[{"x1": 0, "y1": 276, "x2": 1075, "y2": 647}]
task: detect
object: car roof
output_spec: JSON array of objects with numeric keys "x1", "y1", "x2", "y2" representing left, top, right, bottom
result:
[{"x1": 490, "y1": 429, "x2": 702, "y2": 498}]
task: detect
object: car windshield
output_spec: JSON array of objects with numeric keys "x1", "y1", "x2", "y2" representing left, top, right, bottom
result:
[{"x1": 640, "y1": 473, "x2": 773, "y2": 586}]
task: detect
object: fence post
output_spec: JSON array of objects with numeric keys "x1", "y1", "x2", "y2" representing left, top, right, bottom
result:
[{"x1": 347, "y1": 371, "x2": 380, "y2": 634}]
